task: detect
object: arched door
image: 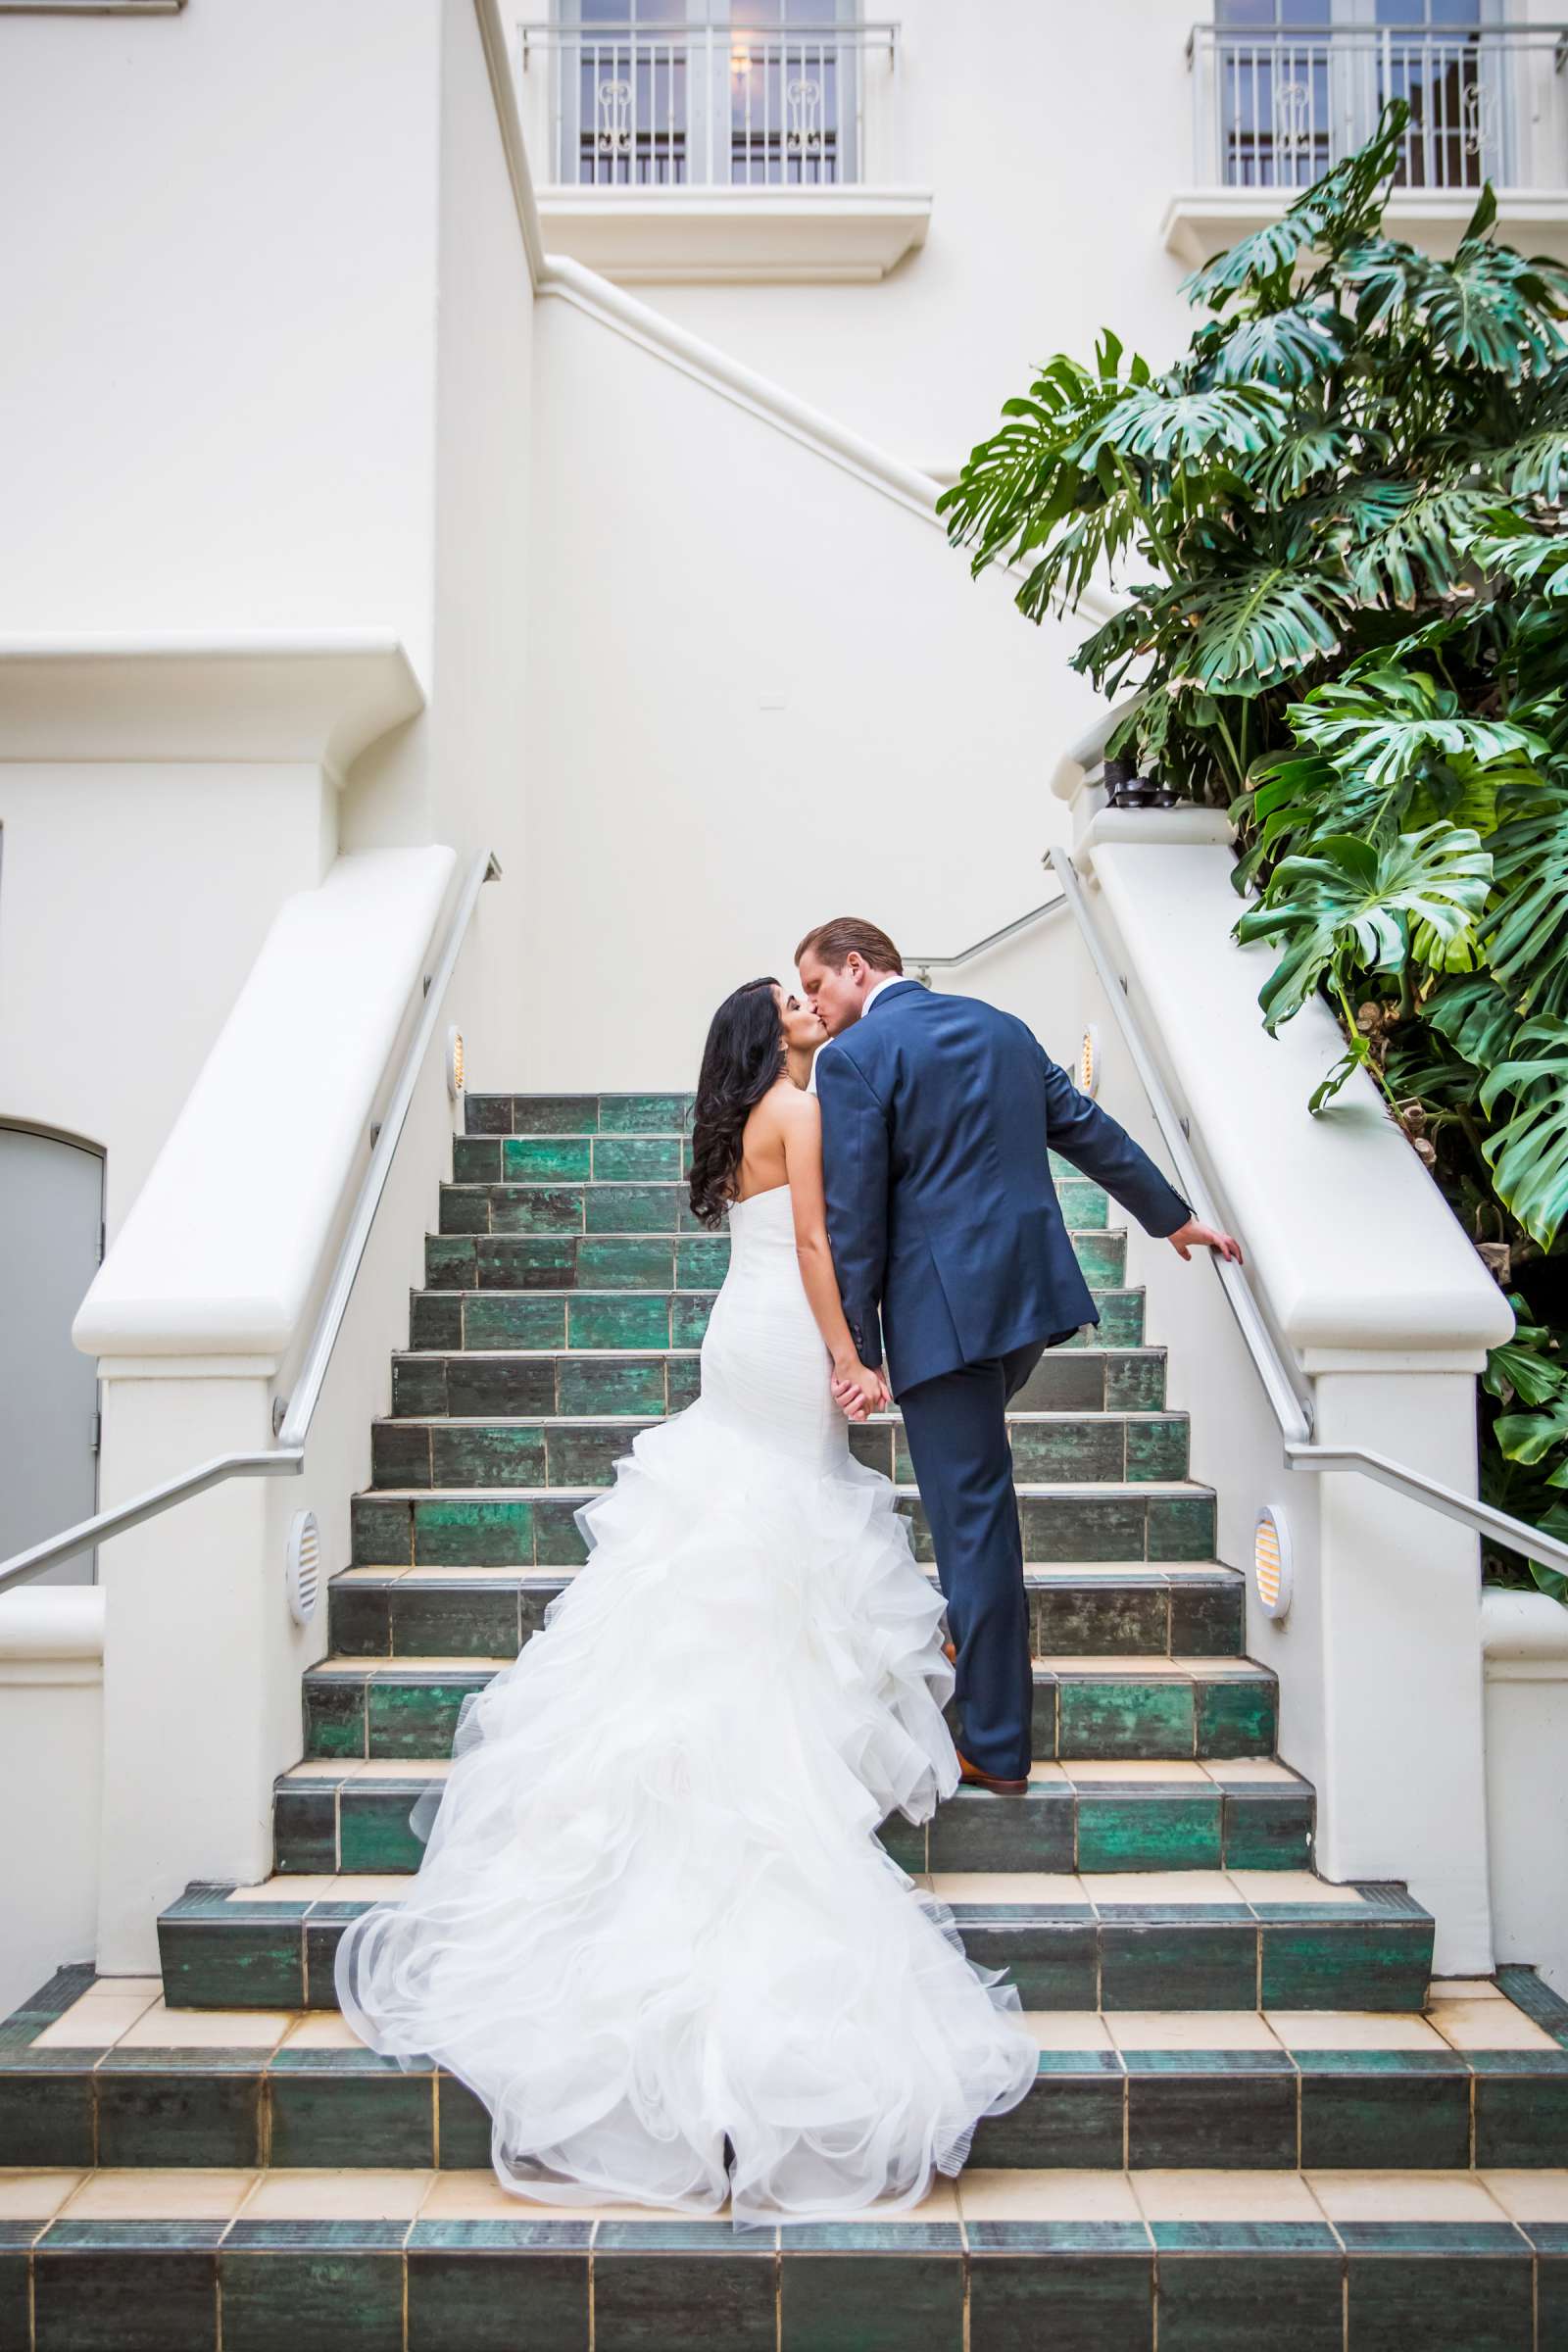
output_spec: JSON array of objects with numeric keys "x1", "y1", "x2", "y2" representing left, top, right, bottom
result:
[{"x1": 0, "y1": 1126, "x2": 103, "y2": 1586}]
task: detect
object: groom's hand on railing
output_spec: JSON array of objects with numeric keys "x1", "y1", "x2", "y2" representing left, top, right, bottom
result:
[{"x1": 1166, "y1": 1217, "x2": 1245, "y2": 1265}]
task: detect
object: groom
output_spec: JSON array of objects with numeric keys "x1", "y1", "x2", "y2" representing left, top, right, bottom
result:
[{"x1": 798, "y1": 916, "x2": 1242, "y2": 1795}]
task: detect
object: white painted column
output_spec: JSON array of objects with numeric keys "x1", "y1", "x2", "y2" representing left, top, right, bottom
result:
[
  {"x1": 92, "y1": 1366, "x2": 278, "y2": 1973},
  {"x1": 1049, "y1": 767, "x2": 1513, "y2": 1976},
  {"x1": 1306, "y1": 1358, "x2": 1494, "y2": 1976},
  {"x1": 0, "y1": 1588, "x2": 104, "y2": 2009},
  {"x1": 1482, "y1": 1591, "x2": 1568, "y2": 1998}
]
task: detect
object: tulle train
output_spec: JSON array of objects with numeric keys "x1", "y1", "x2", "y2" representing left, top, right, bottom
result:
[{"x1": 333, "y1": 1396, "x2": 1038, "y2": 2226}]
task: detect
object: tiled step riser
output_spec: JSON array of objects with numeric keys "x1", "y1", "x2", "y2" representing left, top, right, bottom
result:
[
  {"x1": 455, "y1": 1130, "x2": 1110, "y2": 1196},
  {"x1": 467, "y1": 1091, "x2": 695, "y2": 1134},
  {"x1": 426, "y1": 1233, "x2": 733, "y2": 1294},
  {"x1": 438, "y1": 1177, "x2": 1113, "y2": 1242},
  {"x1": 421, "y1": 1236, "x2": 1146, "y2": 1344},
  {"x1": 300, "y1": 1663, "x2": 1276, "y2": 1766},
  {"x1": 393, "y1": 1345, "x2": 1169, "y2": 1417},
  {"x1": 327, "y1": 1570, "x2": 1244, "y2": 1661},
  {"x1": 455, "y1": 1138, "x2": 693, "y2": 1186},
  {"x1": 465, "y1": 1093, "x2": 1104, "y2": 1171},
  {"x1": 349, "y1": 1489, "x2": 1217, "y2": 1573},
  {"x1": 972, "y1": 2058, "x2": 1553, "y2": 2173},
  {"x1": 955, "y1": 1912, "x2": 1435, "y2": 2017},
  {"x1": 15, "y1": 2217, "x2": 1563, "y2": 2352},
  {"x1": 446, "y1": 1177, "x2": 709, "y2": 1234},
  {"x1": 424, "y1": 1232, "x2": 1128, "y2": 1293},
  {"x1": 273, "y1": 1775, "x2": 1309, "y2": 1878},
  {"x1": 413, "y1": 1285, "x2": 1150, "y2": 1355},
  {"x1": 369, "y1": 1412, "x2": 1192, "y2": 1491},
  {"x1": 16, "y1": 2050, "x2": 1564, "y2": 2179},
  {"x1": 155, "y1": 1901, "x2": 1434, "y2": 2017}
]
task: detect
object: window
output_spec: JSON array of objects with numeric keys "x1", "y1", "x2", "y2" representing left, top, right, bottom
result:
[
  {"x1": 1212, "y1": 0, "x2": 1499, "y2": 191},
  {"x1": 559, "y1": 0, "x2": 862, "y2": 187}
]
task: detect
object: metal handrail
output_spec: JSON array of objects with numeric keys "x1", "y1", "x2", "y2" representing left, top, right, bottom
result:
[
  {"x1": 1047, "y1": 847, "x2": 1568, "y2": 1582},
  {"x1": 909, "y1": 893, "x2": 1068, "y2": 985},
  {"x1": 0, "y1": 850, "x2": 501, "y2": 1598}
]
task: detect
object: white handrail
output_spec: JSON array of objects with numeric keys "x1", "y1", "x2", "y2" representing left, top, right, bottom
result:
[
  {"x1": 1048, "y1": 849, "x2": 1314, "y2": 1445},
  {"x1": 534, "y1": 260, "x2": 1122, "y2": 624},
  {"x1": 0, "y1": 850, "x2": 501, "y2": 1597},
  {"x1": 908, "y1": 892, "x2": 1068, "y2": 983},
  {"x1": 1048, "y1": 847, "x2": 1568, "y2": 1582}
]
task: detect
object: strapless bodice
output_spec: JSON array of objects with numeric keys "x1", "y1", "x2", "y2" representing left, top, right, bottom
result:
[{"x1": 725, "y1": 1183, "x2": 797, "y2": 1260}]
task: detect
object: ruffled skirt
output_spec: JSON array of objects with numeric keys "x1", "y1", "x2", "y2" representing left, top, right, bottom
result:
[{"x1": 332, "y1": 1396, "x2": 1037, "y2": 2227}]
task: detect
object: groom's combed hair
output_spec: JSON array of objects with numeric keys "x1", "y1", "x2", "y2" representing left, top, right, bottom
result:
[{"x1": 794, "y1": 917, "x2": 903, "y2": 974}]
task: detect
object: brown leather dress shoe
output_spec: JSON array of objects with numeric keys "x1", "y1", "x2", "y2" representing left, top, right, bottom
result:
[{"x1": 956, "y1": 1749, "x2": 1029, "y2": 1796}]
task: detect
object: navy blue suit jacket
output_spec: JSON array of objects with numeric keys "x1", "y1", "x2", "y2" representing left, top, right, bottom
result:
[{"x1": 815, "y1": 980, "x2": 1192, "y2": 1398}]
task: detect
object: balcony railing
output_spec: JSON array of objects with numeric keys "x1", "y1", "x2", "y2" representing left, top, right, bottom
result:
[
  {"x1": 1188, "y1": 22, "x2": 1568, "y2": 193},
  {"x1": 518, "y1": 19, "x2": 899, "y2": 189}
]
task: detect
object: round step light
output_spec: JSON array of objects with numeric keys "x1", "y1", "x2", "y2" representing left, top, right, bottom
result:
[
  {"x1": 1252, "y1": 1504, "x2": 1293, "y2": 1622},
  {"x1": 285, "y1": 1509, "x2": 321, "y2": 1627},
  {"x1": 1077, "y1": 1025, "x2": 1101, "y2": 1100},
  {"x1": 446, "y1": 1026, "x2": 466, "y2": 1101}
]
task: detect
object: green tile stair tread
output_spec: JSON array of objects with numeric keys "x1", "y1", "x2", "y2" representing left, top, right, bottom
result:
[
  {"x1": 379, "y1": 1399, "x2": 1182, "y2": 1417},
  {"x1": 160, "y1": 1873, "x2": 1420, "y2": 1923},
  {"x1": 326, "y1": 1560, "x2": 1240, "y2": 1580},
  {"x1": 277, "y1": 1754, "x2": 1304, "y2": 1787},
  {"x1": 304, "y1": 1648, "x2": 1262, "y2": 1670},
  {"x1": 302, "y1": 1653, "x2": 1267, "y2": 1683},
  {"x1": 17, "y1": 2162, "x2": 1568, "y2": 2221},
  {"x1": 359, "y1": 1479, "x2": 1213, "y2": 1499}
]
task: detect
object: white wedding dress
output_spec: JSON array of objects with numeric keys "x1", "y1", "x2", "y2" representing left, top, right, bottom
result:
[{"x1": 333, "y1": 1180, "x2": 1037, "y2": 2227}]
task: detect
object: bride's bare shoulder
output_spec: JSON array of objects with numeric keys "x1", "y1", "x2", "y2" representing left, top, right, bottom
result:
[
  {"x1": 775, "y1": 1082, "x2": 820, "y2": 1130},
  {"x1": 746, "y1": 1079, "x2": 817, "y2": 1151}
]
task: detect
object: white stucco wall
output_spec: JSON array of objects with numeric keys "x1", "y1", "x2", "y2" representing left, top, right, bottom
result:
[
  {"x1": 0, "y1": 759, "x2": 334, "y2": 1235},
  {"x1": 0, "y1": 0, "x2": 443, "y2": 676},
  {"x1": 521, "y1": 288, "x2": 1103, "y2": 1087},
  {"x1": 345, "y1": 0, "x2": 538, "y2": 1075},
  {"x1": 530, "y1": 0, "x2": 1204, "y2": 475}
]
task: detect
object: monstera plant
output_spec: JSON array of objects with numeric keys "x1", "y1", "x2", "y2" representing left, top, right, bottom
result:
[{"x1": 937, "y1": 103, "x2": 1568, "y2": 1594}]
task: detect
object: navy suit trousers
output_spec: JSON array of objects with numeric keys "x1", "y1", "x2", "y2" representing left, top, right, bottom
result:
[{"x1": 897, "y1": 1336, "x2": 1054, "y2": 1783}]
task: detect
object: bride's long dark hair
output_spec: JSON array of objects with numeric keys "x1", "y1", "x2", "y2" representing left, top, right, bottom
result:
[{"x1": 689, "y1": 977, "x2": 785, "y2": 1229}]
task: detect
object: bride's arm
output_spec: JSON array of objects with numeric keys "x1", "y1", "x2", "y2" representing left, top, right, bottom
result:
[{"x1": 777, "y1": 1091, "x2": 885, "y2": 1421}]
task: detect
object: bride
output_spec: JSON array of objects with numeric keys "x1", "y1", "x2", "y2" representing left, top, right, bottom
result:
[{"x1": 333, "y1": 975, "x2": 1037, "y2": 2227}]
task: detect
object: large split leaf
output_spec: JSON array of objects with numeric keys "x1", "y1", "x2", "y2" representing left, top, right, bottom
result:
[
  {"x1": 1472, "y1": 530, "x2": 1568, "y2": 600},
  {"x1": 1412, "y1": 240, "x2": 1568, "y2": 382},
  {"x1": 1183, "y1": 101, "x2": 1409, "y2": 309},
  {"x1": 1160, "y1": 565, "x2": 1348, "y2": 697},
  {"x1": 1481, "y1": 1016, "x2": 1568, "y2": 1249},
  {"x1": 1347, "y1": 485, "x2": 1499, "y2": 606},
  {"x1": 1207, "y1": 303, "x2": 1347, "y2": 392},
  {"x1": 1235, "y1": 825, "x2": 1492, "y2": 1028},
  {"x1": 1285, "y1": 668, "x2": 1547, "y2": 794},
  {"x1": 1485, "y1": 788, "x2": 1568, "y2": 1018},
  {"x1": 1068, "y1": 382, "x2": 1288, "y2": 473},
  {"x1": 1424, "y1": 973, "x2": 1522, "y2": 1068}
]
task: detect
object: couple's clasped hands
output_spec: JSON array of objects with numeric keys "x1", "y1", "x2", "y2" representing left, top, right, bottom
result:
[{"x1": 831, "y1": 1358, "x2": 891, "y2": 1423}]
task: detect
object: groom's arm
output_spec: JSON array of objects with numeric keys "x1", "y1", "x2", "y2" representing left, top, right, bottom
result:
[
  {"x1": 1036, "y1": 1044, "x2": 1192, "y2": 1238},
  {"x1": 815, "y1": 1047, "x2": 891, "y2": 1372}
]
